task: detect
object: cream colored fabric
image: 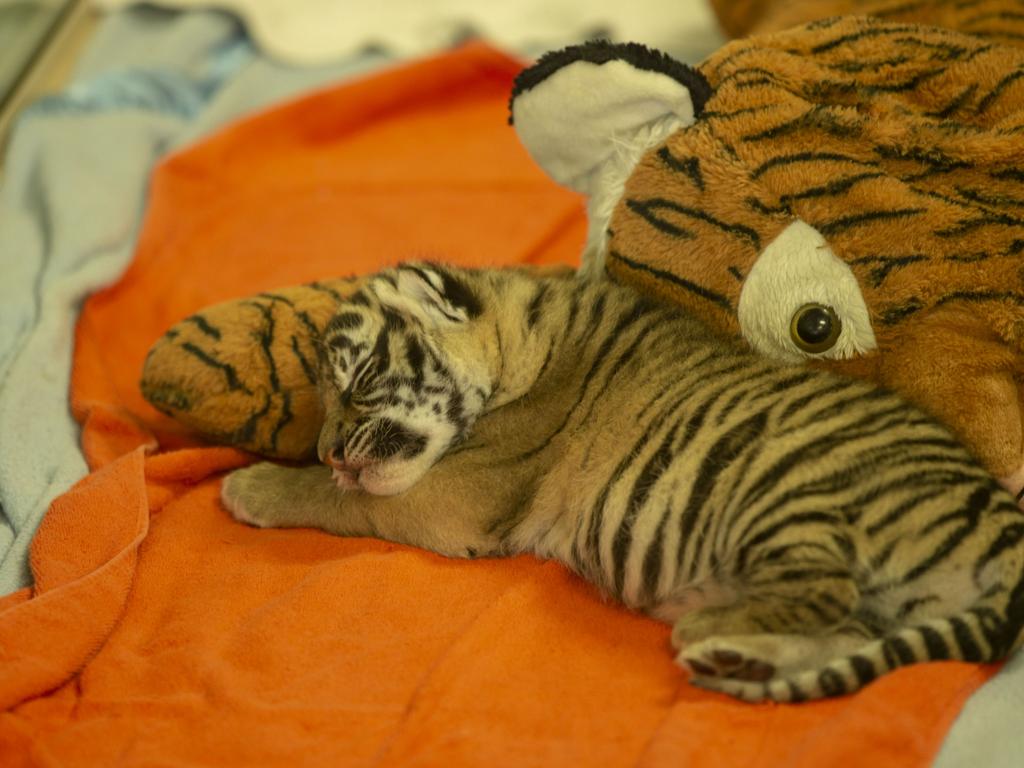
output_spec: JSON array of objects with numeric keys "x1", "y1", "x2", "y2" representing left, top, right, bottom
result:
[{"x1": 93, "y1": 0, "x2": 725, "y2": 62}]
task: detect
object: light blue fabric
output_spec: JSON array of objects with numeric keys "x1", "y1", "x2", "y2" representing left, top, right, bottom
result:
[
  {"x1": 0, "y1": 6, "x2": 389, "y2": 594},
  {"x1": 935, "y1": 647, "x2": 1024, "y2": 767}
]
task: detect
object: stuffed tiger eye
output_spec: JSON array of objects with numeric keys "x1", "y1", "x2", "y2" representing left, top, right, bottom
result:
[{"x1": 790, "y1": 304, "x2": 841, "y2": 354}]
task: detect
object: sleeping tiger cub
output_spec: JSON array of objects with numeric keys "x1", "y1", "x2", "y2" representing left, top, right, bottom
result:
[{"x1": 221, "y1": 263, "x2": 1024, "y2": 702}]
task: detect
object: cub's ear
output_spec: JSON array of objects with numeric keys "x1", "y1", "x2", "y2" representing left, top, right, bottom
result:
[
  {"x1": 387, "y1": 264, "x2": 483, "y2": 326},
  {"x1": 510, "y1": 41, "x2": 712, "y2": 196}
]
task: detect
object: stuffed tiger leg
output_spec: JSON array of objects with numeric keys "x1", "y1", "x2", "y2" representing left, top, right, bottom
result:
[{"x1": 221, "y1": 263, "x2": 1024, "y2": 702}]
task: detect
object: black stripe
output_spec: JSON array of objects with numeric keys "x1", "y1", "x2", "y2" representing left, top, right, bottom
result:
[
  {"x1": 181, "y1": 342, "x2": 247, "y2": 392},
  {"x1": 527, "y1": 283, "x2": 549, "y2": 329},
  {"x1": 892, "y1": 35, "x2": 976, "y2": 61},
  {"x1": 899, "y1": 487, "x2": 989, "y2": 586},
  {"x1": 898, "y1": 595, "x2": 939, "y2": 619},
  {"x1": 975, "y1": 522, "x2": 1024, "y2": 580},
  {"x1": 586, "y1": 370, "x2": 692, "y2": 573},
  {"x1": 954, "y1": 185, "x2": 1024, "y2": 210},
  {"x1": 888, "y1": 634, "x2": 919, "y2": 666},
  {"x1": 993, "y1": 168, "x2": 1024, "y2": 183},
  {"x1": 867, "y1": 68, "x2": 946, "y2": 94},
  {"x1": 735, "y1": 512, "x2": 839, "y2": 575},
  {"x1": 657, "y1": 147, "x2": 704, "y2": 190},
  {"x1": 626, "y1": 198, "x2": 761, "y2": 249},
  {"x1": 976, "y1": 66, "x2": 1024, "y2": 114},
  {"x1": 307, "y1": 281, "x2": 344, "y2": 301},
  {"x1": 243, "y1": 301, "x2": 280, "y2": 391},
  {"x1": 817, "y1": 668, "x2": 847, "y2": 697},
  {"x1": 786, "y1": 681, "x2": 808, "y2": 703},
  {"x1": 257, "y1": 292, "x2": 296, "y2": 307},
  {"x1": 327, "y1": 311, "x2": 364, "y2": 333},
  {"x1": 290, "y1": 335, "x2": 318, "y2": 384},
  {"x1": 751, "y1": 151, "x2": 878, "y2": 180},
  {"x1": 849, "y1": 655, "x2": 876, "y2": 687},
  {"x1": 382, "y1": 307, "x2": 407, "y2": 332},
  {"x1": 734, "y1": 76, "x2": 775, "y2": 90},
  {"x1": 715, "y1": 66, "x2": 779, "y2": 88},
  {"x1": 736, "y1": 405, "x2": 907, "y2": 518},
  {"x1": 849, "y1": 254, "x2": 928, "y2": 288},
  {"x1": 817, "y1": 208, "x2": 927, "y2": 236},
  {"x1": 676, "y1": 411, "x2": 768, "y2": 576},
  {"x1": 936, "y1": 211, "x2": 1024, "y2": 237},
  {"x1": 232, "y1": 392, "x2": 272, "y2": 444},
  {"x1": 268, "y1": 390, "x2": 293, "y2": 452},
  {"x1": 927, "y1": 84, "x2": 977, "y2": 119},
  {"x1": 701, "y1": 104, "x2": 778, "y2": 120},
  {"x1": 741, "y1": 105, "x2": 864, "y2": 142},
  {"x1": 936, "y1": 290, "x2": 1024, "y2": 309},
  {"x1": 609, "y1": 250, "x2": 732, "y2": 312},
  {"x1": 405, "y1": 336, "x2": 426, "y2": 389},
  {"x1": 520, "y1": 301, "x2": 660, "y2": 464},
  {"x1": 918, "y1": 625, "x2": 950, "y2": 659},
  {"x1": 811, "y1": 24, "x2": 926, "y2": 54},
  {"x1": 777, "y1": 378, "x2": 860, "y2": 424},
  {"x1": 427, "y1": 264, "x2": 483, "y2": 319},
  {"x1": 369, "y1": 327, "x2": 391, "y2": 379},
  {"x1": 745, "y1": 197, "x2": 788, "y2": 216},
  {"x1": 950, "y1": 616, "x2": 985, "y2": 661},
  {"x1": 779, "y1": 172, "x2": 886, "y2": 206},
  {"x1": 824, "y1": 55, "x2": 911, "y2": 73},
  {"x1": 879, "y1": 299, "x2": 924, "y2": 325},
  {"x1": 184, "y1": 314, "x2": 221, "y2": 340},
  {"x1": 624, "y1": 200, "x2": 696, "y2": 240},
  {"x1": 865, "y1": 488, "x2": 951, "y2": 537},
  {"x1": 611, "y1": 422, "x2": 680, "y2": 596},
  {"x1": 638, "y1": 391, "x2": 720, "y2": 593}
]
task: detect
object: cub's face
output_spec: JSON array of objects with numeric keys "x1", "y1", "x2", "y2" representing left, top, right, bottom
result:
[{"x1": 315, "y1": 265, "x2": 491, "y2": 496}]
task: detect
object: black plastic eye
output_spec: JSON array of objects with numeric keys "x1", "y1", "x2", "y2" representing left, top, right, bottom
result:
[{"x1": 790, "y1": 304, "x2": 841, "y2": 353}]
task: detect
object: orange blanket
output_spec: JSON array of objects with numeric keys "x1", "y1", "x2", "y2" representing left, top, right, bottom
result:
[{"x1": 0, "y1": 43, "x2": 996, "y2": 767}]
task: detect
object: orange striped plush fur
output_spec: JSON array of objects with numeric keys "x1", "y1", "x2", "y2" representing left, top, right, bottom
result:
[
  {"x1": 605, "y1": 14, "x2": 1024, "y2": 488},
  {"x1": 710, "y1": 0, "x2": 1024, "y2": 42}
]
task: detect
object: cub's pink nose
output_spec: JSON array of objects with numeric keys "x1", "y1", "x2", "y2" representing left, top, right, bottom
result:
[{"x1": 326, "y1": 450, "x2": 371, "y2": 472}]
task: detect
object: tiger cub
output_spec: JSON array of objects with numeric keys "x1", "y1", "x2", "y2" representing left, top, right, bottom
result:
[{"x1": 221, "y1": 263, "x2": 1024, "y2": 702}]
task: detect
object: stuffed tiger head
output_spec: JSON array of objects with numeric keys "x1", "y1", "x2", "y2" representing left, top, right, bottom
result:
[
  {"x1": 314, "y1": 264, "x2": 495, "y2": 495},
  {"x1": 510, "y1": 17, "x2": 1024, "y2": 492}
]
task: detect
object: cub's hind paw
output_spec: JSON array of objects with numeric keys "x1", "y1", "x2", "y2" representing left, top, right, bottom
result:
[{"x1": 677, "y1": 635, "x2": 782, "y2": 682}]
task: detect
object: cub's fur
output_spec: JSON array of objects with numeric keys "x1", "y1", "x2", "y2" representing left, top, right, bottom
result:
[{"x1": 222, "y1": 263, "x2": 1024, "y2": 702}]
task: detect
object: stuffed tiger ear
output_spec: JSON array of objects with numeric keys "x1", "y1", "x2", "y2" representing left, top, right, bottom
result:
[{"x1": 509, "y1": 41, "x2": 712, "y2": 197}]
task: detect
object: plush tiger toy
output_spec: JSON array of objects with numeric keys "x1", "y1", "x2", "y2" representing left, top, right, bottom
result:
[
  {"x1": 221, "y1": 262, "x2": 1024, "y2": 703},
  {"x1": 510, "y1": 16, "x2": 1024, "y2": 500}
]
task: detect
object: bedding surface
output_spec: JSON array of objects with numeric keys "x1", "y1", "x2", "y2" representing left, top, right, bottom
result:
[{"x1": 0, "y1": 42, "x2": 999, "y2": 767}]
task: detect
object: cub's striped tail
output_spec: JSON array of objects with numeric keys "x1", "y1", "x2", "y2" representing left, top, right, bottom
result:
[{"x1": 689, "y1": 540, "x2": 1024, "y2": 702}]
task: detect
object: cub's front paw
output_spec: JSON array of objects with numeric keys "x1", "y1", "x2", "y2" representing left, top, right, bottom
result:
[{"x1": 221, "y1": 462, "x2": 287, "y2": 528}]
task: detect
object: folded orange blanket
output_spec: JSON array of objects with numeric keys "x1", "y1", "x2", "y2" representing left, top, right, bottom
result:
[{"x1": 0, "y1": 43, "x2": 996, "y2": 767}]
